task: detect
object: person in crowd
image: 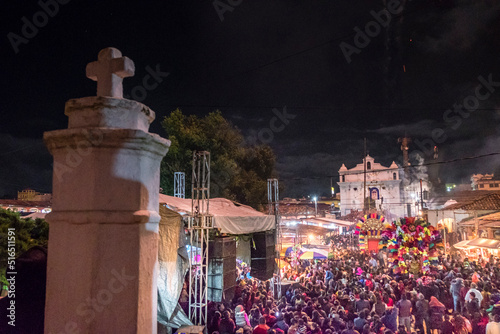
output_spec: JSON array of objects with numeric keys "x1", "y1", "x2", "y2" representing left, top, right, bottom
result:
[
  {"x1": 396, "y1": 293, "x2": 412, "y2": 334},
  {"x1": 466, "y1": 283, "x2": 484, "y2": 306},
  {"x1": 486, "y1": 314, "x2": 500, "y2": 334},
  {"x1": 467, "y1": 292, "x2": 481, "y2": 315},
  {"x1": 451, "y1": 277, "x2": 465, "y2": 312},
  {"x1": 452, "y1": 314, "x2": 472, "y2": 334},
  {"x1": 253, "y1": 317, "x2": 270, "y2": 334},
  {"x1": 415, "y1": 293, "x2": 430, "y2": 334},
  {"x1": 219, "y1": 310, "x2": 237, "y2": 334},
  {"x1": 442, "y1": 314, "x2": 454, "y2": 334},
  {"x1": 373, "y1": 295, "x2": 387, "y2": 317},
  {"x1": 356, "y1": 293, "x2": 371, "y2": 313},
  {"x1": 354, "y1": 310, "x2": 368, "y2": 332},
  {"x1": 429, "y1": 296, "x2": 446, "y2": 334},
  {"x1": 235, "y1": 305, "x2": 251, "y2": 328},
  {"x1": 381, "y1": 307, "x2": 398, "y2": 333}
]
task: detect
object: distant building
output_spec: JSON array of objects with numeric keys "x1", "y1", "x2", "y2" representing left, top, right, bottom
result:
[
  {"x1": 471, "y1": 174, "x2": 500, "y2": 190},
  {"x1": 0, "y1": 199, "x2": 52, "y2": 214},
  {"x1": 17, "y1": 188, "x2": 52, "y2": 201},
  {"x1": 338, "y1": 155, "x2": 431, "y2": 219}
]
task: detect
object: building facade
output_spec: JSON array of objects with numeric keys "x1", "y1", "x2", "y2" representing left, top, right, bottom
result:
[
  {"x1": 17, "y1": 188, "x2": 52, "y2": 201},
  {"x1": 471, "y1": 174, "x2": 500, "y2": 190},
  {"x1": 338, "y1": 155, "x2": 430, "y2": 219}
]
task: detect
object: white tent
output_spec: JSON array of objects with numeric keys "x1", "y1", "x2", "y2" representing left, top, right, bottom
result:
[{"x1": 159, "y1": 194, "x2": 275, "y2": 234}]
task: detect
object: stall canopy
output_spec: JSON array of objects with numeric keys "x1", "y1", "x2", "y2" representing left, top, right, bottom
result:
[
  {"x1": 453, "y1": 240, "x2": 473, "y2": 250},
  {"x1": 159, "y1": 194, "x2": 275, "y2": 234},
  {"x1": 466, "y1": 238, "x2": 500, "y2": 249}
]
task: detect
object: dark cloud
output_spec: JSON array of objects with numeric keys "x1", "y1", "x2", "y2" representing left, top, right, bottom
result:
[
  {"x1": 1, "y1": 0, "x2": 499, "y2": 198},
  {"x1": 420, "y1": 0, "x2": 500, "y2": 53}
]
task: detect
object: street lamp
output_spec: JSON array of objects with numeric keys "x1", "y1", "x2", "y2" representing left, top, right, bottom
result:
[{"x1": 313, "y1": 196, "x2": 318, "y2": 216}]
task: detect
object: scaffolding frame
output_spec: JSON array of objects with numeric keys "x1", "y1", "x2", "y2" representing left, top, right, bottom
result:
[
  {"x1": 174, "y1": 172, "x2": 185, "y2": 198},
  {"x1": 188, "y1": 151, "x2": 212, "y2": 327},
  {"x1": 267, "y1": 178, "x2": 281, "y2": 299}
]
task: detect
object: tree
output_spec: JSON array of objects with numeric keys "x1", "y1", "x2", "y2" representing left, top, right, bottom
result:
[
  {"x1": 0, "y1": 209, "x2": 49, "y2": 290},
  {"x1": 160, "y1": 109, "x2": 277, "y2": 209}
]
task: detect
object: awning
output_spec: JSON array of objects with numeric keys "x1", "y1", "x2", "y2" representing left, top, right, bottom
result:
[
  {"x1": 466, "y1": 238, "x2": 500, "y2": 250},
  {"x1": 452, "y1": 240, "x2": 473, "y2": 250}
]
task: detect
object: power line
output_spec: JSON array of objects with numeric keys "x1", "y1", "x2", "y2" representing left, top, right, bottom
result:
[{"x1": 277, "y1": 151, "x2": 500, "y2": 181}]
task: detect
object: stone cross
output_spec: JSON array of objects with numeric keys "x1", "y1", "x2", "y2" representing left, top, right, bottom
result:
[{"x1": 86, "y1": 47, "x2": 135, "y2": 98}]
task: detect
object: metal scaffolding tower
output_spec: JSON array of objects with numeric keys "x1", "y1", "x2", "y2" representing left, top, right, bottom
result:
[
  {"x1": 188, "y1": 151, "x2": 212, "y2": 327},
  {"x1": 267, "y1": 178, "x2": 281, "y2": 299},
  {"x1": 174, "y1": 172, "x2": 186, "y2": 198}
]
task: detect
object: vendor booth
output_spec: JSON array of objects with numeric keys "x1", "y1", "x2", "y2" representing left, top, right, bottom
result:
[{"x1": 452, "y1": 238, "x2": 500, "y2": 260}]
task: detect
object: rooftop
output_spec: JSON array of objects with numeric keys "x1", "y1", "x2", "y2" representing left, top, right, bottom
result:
[
  {"x1": 0, "y1": 199, "x2": 52, "y2": 207},
  {"x1": 444, "y1": 191, "x2": 500, "y2": 211}
]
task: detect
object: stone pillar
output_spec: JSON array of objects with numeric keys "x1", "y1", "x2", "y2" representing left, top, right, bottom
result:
[{"x1": 43, "y1": 48, "x2": 170, "y2": 333}]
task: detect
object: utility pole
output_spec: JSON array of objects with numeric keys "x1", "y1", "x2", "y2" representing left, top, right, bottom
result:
[
  {"x1": 363, "y1": 138, "x2": 367, "y2": 212},
  {"x1": 398, "y1": 136, "x2": 411, "y2": 216},
  {"x1": 419, "y1": 179, "x2": 424, "y2": 216}
]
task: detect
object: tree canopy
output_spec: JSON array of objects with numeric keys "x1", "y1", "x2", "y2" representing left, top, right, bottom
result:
[
  {"x1": 0, "y1": 209, "x2": 49, "y2": 290},
  {"x1": 160, "y1": 109, "x2": 276, "y2": 210}
]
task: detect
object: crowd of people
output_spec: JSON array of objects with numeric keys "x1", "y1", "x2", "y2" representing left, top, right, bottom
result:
[{"x1": 206, "y1": 248, "x2": 500, "y2": 334}]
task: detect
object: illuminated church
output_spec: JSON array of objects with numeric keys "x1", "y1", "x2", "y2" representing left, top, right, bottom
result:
[{"x1": 338, "y1": 155, "x2": 430, "y2": 219}]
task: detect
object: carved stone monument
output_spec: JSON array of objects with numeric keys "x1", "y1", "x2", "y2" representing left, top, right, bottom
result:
[{"x1": 43, "y1": 47, "x2": 170, "y2": 333}]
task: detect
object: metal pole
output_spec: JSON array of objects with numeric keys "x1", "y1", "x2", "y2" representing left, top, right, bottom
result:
[
  {"x1": 363, "y1": 138, "x2": 367, "y2": 212},
  {"x1": 420, "y1": 179, "x2": 424, "y2": 217}
]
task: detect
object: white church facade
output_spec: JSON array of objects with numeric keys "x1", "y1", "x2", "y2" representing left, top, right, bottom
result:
[{"x1": 338, "y1": 155, "x2": 430, "y2": 220}]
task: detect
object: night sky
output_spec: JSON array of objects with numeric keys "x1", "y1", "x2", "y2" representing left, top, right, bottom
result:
[{"x1": 1, "y1": 0, "x2": 500, "y2": 198}]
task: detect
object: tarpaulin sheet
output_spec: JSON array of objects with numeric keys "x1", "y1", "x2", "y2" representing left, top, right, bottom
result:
[
  {"x1": 159, "y1": 194, "x2": 275, "y2": 234},
  {"x1": 214, "y1": 215, "x2": 275, "y2": 234},
  {"x1": 157, "y1": 205, "x2": 192, "y2": 329}
]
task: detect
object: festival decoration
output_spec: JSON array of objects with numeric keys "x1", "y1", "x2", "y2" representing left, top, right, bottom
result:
[
  {"x1": 355, "y1": 213, "x2": 390, "y2": 252},
  {"x1": 379, "y1": 217, "x2": 443, "y2": 274}
]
